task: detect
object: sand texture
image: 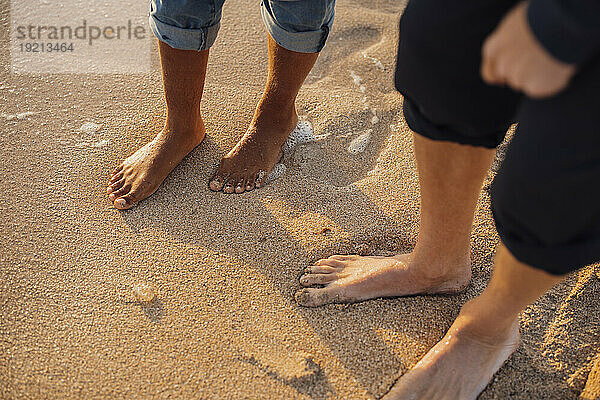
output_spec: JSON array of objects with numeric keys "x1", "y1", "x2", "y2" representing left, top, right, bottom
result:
[{"x1": 1, "y1": 0, "x2": 599, "y2": 398}]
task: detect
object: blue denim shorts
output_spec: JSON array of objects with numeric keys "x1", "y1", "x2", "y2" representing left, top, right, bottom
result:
[{"x1": 149, "y1": 0, "x2": 335, "y2": 53}]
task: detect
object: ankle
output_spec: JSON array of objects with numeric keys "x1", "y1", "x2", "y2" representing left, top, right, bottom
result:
[
  {"x1": 256, "y1": 96, "x2": 297, "y2": 120},
  {"x1": 410, "y1": 248, "x2": 471, "y2": 280},
  {"x1": 455, "y1": 300, "x2": 520, "y2": 344},
  {"x1": 251, "y1": 102, "x2": 298, "y2": 143},
  {"x1": 163, "y1": 115, "x2": 205, "y2": 141}
]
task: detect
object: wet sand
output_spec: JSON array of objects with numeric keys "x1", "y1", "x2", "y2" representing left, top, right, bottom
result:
[{"x1": 1, "y1": 0, "x2": 599, "y2": 398}]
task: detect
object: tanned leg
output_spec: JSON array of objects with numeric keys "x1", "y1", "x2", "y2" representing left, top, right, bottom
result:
[
  {"x1": 383, "y1": 244, "x2": 564, "y2": 399},
  {"x1": 107, "y1": 41, "x2": 209, "y2": 209},
  {"x1": 296, "y1": 134, "x2": 496, "y2": 306},
  {"x1": 209, "y1": 34, "x2": 318, "y2": 194}
]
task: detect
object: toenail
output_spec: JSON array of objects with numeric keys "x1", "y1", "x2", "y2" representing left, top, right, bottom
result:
[
  {"x1": 295, "y1": 289, "x2": 310, "y2": 305},
  {"x1": 115, "y1": 198, "x2": 126, "y2": 207}
]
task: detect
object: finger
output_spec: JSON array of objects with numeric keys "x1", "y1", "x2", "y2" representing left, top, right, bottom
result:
[
  {"x1": 522, "y1": 78, "x2": 557, "y2": 99},
  {"x1": 481, "y1": 36, "x2": 504, "y2": 85},
  {"x1": 505, "y1": 62, "x2": 528, "y2": 93},
  {"x1": 481, "y1": 54, "x2": 499, "y2": 85}
]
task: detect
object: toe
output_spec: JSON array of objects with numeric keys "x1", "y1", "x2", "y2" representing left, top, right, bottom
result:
[
  {"x1": 315, "y1": 258, "x2": 346, "y2": 268},
  {"x1": 330, "y1": 254, "x2": 357, "y2": 261},
  {"x1": 209, "y1": 174, "x2": 226, "y2": 192},
  {"x1": 114, "y1": 194, "x2": 137, "y2": 210},
  {"x1": 108, "y1": 184, "x2": 130, "y2": 201},
  {"x1": 295, "y1": 287, "x2": 343, "y2": 307},
  {"x1": 255, "y1": 170, "x2": 267, "y2": 188},
  {"x1": 245, "y1": 173, "x2": 256, "y2": 191},
  {"x1": 234, "y1": 178, "x2": 246, "y2": 194},
  {"x1": 222, "y1": 178, "x2": 236, "y2": 194},
  {"x1": 107, "y1": 178, "x2": 125, "y2": 194},
  {"x1": 300, "y1": 273, "x2": 337, "y2": 287},
  {"x1": 305, "y1": 265, "x2": 337, "y2": 274},
  {"x1": 111, "y1": 165, "x2": 123, "y2": 176},
  {"x1": 109, "y1": 171, "x2": 123, "y2": 184}
]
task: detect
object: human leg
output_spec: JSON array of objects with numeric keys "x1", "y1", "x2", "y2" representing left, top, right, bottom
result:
[
  {"x1": 107, "y1": 0, "x2": 223, "y2": 208},
  {"x1": 209, "y1": 0, "x2": 335, "y2": 193}
]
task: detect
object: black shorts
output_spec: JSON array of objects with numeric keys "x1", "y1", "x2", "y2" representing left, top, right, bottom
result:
[{"x1": 394, "y1": 0, "x2": 600, "y2": 275}]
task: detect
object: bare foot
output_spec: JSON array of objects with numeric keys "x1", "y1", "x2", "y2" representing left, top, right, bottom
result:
[
  {"x1": 295, "y1": 253, "x2": 471, "y2": 307},
  {"x1": 209, "y1": 104, "x2": 298, "y2": 194},
  {"x1": 382, "y1": 315, "x2": 520, "y2": 400},
  {"x1": 106, "y1": 121, "x2": 205, "y2": 209}
]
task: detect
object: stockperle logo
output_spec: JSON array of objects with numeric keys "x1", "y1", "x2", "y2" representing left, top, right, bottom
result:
[{"x1": 11, "y1": 1, "x2": 150, "y2": 74}]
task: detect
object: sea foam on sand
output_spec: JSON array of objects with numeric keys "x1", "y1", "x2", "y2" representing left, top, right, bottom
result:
[
  {"x1": 268, "y1": 119, "x2": 316, "y2": 182},
  {"x1": 79, "y1": 122, "x2": 102, "y2": 134},
  {"x1": 348, "y1": 129, "x2": 372, "y2": 154},
  {"x1": 2, "y1": 111, "x2": 37, "y2": 120},
  {"x1": 281, "y1": 119, "x2": 316, "y2": 156}
]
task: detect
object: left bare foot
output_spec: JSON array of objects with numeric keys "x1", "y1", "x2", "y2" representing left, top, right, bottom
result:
[
  {"x1": 382, "y1": 313, "x2": 520, "y2": 400},
  {"x1": 209, "y1": 103, "x2": 298, "y2": 194},
  {"x1": 295, "y1": 253, "x2": 472, "y2": 307}
]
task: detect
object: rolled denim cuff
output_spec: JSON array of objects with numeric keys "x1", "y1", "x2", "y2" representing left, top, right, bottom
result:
[
  {"x1": 260, "y1": 0, "x2": 333, "y2": 53},
  {"x1": 149, "y1": 13, "x2": 220, "y2": 51}
]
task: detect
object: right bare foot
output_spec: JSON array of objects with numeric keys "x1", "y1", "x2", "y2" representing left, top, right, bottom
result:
[
  {"x1": 208, "y1": 102, "x2": 298, "y2": 194},
  {"x1": 295, "y1": 253, "x2": 471, "y2": 307},
  {"x1": 106, "y1": 120, "x2": 205, "y2": 210},
  {"x1": 382, "y1": 314, "x2": 520, "y2": 400}
]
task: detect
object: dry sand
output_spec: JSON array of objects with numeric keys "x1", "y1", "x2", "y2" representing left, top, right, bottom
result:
[{"x1": 1, "y1": 0, "x2": 599, "y2": 398}]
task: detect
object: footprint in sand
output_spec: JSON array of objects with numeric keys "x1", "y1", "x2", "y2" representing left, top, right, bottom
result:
[
  {"x1": 306, "y1": 26, "x2": 382, "y2": 85},
  {"x1": 268, "y1": 119, "x2": 316, "y2": 183},
  {"x1": 239, "y1": 351, "x2": 332, "y2": 398},
  {"x1": 344, "y1": 69, "x2": 381, "y2": 155},
  {"x1": 281, "y1": 120, "x2": 317, "y2": 155},
  {"x1": 266, "y1": 163, "x2": 287, "y2": 184}
]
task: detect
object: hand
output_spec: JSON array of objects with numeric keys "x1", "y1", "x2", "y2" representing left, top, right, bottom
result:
[{"x1": 481, "y1": 1, "x2": 576, "y2": 99}]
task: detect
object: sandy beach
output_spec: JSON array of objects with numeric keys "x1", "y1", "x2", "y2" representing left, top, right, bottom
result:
[{"x1": 2, "y1": 0, "x2": 599, "y2": 398}]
